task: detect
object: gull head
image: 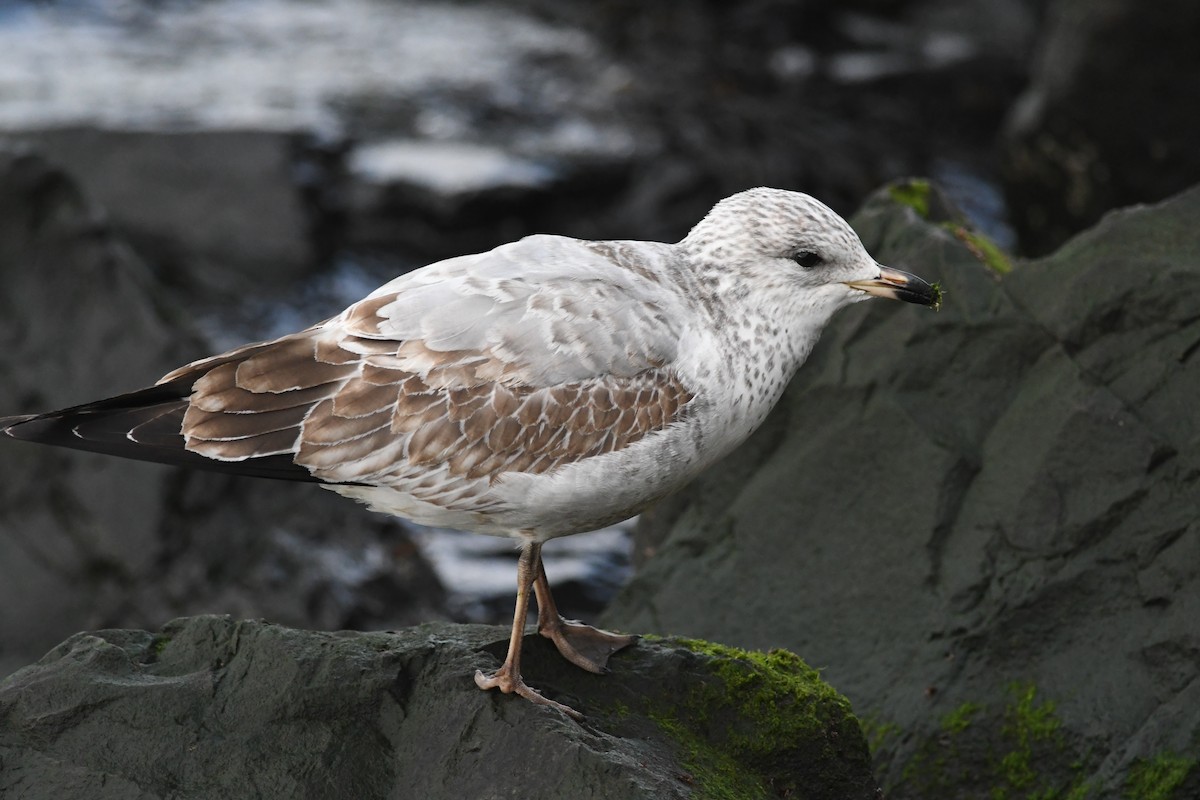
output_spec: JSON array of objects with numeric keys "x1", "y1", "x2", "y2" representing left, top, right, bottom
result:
[{"x1": 682, "y1": 187, "x2": 939, "y2": 312}]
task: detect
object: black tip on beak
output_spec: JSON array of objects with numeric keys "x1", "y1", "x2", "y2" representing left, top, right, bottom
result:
[{"x1": 845, "y1": 266, "x2": 941, "y2": 309}]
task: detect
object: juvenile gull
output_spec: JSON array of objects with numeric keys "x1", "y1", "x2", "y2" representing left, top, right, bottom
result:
[{"x1": 0, "y1": 187, "x2": 937, "y2": 718}]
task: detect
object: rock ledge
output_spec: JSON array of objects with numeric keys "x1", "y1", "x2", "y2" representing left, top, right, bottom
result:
[{"x1": 0, "y1": 616, "x2": 876, "y2": 800}]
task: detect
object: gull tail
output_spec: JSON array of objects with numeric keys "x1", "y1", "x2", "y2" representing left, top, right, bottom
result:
[{"x1": 2, "y1": 379, "x2": 321, "y2": 483}]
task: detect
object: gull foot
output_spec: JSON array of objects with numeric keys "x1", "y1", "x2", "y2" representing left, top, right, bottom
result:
[
  {"x1": 539, "y1": 617, "x2": 639, "y2": 674},
  {"x1": 474, "y1": 665, "x2": 583, "y2": 721}
]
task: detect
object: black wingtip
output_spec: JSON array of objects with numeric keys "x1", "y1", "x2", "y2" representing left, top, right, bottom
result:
[
  {"x1": 0, "y1": 382, "x2": 325, "y2": 485},
  {"x1": 3, "y1": 417, "x2": 49, "y2": 443},
  {"x1": 1, "y1": 414, "x2": 38, "y2": 437}
]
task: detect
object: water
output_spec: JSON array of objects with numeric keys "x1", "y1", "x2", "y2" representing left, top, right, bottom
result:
[
  {"x1": 932, "y1": 158, "x2": 1017, "y2": 251},
  {"x1": 0, "y1": 0, "x2": 637, "y2": 168},
  {"x1": 409, "y1": 522, "x2": 635, "y2": 625}
]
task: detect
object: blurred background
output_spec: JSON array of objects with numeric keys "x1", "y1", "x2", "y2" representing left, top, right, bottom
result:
[{"x1": 1, "y1": 0, "x2": 1198, "y2": 748}]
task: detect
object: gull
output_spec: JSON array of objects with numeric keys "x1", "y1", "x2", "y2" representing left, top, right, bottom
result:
[{"x1": 1, "y1": 187, "x2": 937, "y2": 719}]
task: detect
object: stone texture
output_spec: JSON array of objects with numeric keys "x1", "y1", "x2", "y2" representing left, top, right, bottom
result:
[
  {"x1": 606, "y1": 181, "x2": 1200, "y2": 798},
  {"x1": 8, "y1": 128, "x2": 331, "y2": 291},
  {"x1": 0, "y1": 146, "x2": 191, "y2": 679},
  {"x1": 1001, "y1": 0, "x2": 1200, "y2": 255},
  {"x1": 0, "y1": 616, "x2": 877, "y2": 800}
]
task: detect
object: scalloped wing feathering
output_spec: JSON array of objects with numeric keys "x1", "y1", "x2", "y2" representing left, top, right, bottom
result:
[{"x1": 159, "y1": 235, "x2": 695, "y2": 505}]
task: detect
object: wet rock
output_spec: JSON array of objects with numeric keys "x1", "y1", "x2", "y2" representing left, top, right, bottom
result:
[
  {"x1": 513, "y1": 0, "x2": 1033, "y2": 238},
  {"x1": 0, "y1": 616, "x2": 878, "y2": 800},
  {"x1": 1001, "y1": 0, "x2": 1200, "y2": 255},
  {"x1": 0, "y1": 146, "x2": 195, "y2": 679},
  {"x1": 8, "y1": 128, "x2": 338, "y2": 292},
  {"x1": 606, "y1": 180, "x2": 1200, "y2": 797}
]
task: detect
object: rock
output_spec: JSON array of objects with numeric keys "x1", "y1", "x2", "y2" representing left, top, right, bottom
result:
[
  {"x1": 0, "y1": 616, "x2": 878, "y2": 800},
  {"x1": 1001, "y1": 0, "x2": 1200, "y2": 255},
  {"x1": 0, "y1": 149, "x2": 446, "y2": 678},
  {"x1": 605, "y1": 179, "x2": 1200, "y2": 798},
  {"x1": 0, "y1": 146, "x2": 195, "y2": 679},
  {"x1": 8, "y1": 128, "x2": 334, "y2": 292}
]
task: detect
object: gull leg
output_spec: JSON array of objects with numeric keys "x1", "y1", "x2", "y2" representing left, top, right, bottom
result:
[
  {"x1": 474, "y1": 540, "x2": 582, "y2": 720},
  {"x1": 533, "y1": 553, "x2": 638, "y2": 674}
]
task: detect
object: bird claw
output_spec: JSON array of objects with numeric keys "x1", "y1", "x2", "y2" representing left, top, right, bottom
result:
[{"x1": 474, "y1": 666, "x2": 584, "y2": 721}]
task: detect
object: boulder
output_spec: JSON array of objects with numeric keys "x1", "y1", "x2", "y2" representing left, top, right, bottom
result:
[
  {"x1": 606, "y1": 180, "x2": 1200, "y2": 798},
  {"x1": 0, "y1": 616, "x2": 877, "y2": 800},
  {"x1": 0, "y1": 146, "x2": 193, "y2": 678},
  {"x1": 1001, "y1": 0, "x2": 1200, "y2": 255},
  {"x1": 10, "y1": 128, "x2": 331, "y2": 292}
]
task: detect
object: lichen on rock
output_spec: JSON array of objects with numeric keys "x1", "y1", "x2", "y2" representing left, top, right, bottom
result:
[{"x1": 0, "y1": 617, "x2": 880, "y2": 800}]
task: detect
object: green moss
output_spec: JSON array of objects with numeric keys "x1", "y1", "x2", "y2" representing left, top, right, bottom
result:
[
  {"x1": 889, "y1": 179, "x2": 933, "y2": 218},
  {"x1": 883, "y1": 680, "x2": 1200, "y2": 800},
  {"x1": 941, "y1": 702, "x2": 983, "y2": 734},
  {"x1": 897, "y1": 683, "x2": 1095, "y2": 800},
  {"x1": 147, "y1": 634, "x2": 172, "y2": 659},
  {"x1": 1000, "y1": 682, "x2": 1062, "y2": 790},
  {"x1": 1125, "y1": 753, "x2": 1196, "y2": 800},
  {"x1": 675, "y1": 639, "x2": 848, "y2": 750},
  {"x1": 941, "y1": 223, "x2": 1013, "y2": 274},
  {"x1": 646, "y1": 638, "x2": 867, "y2": 799},
  {"x1": 649, "y1": 711, "x2": 769, "y2": 799},
  {"x1": 929, "y1": 281, "x2": 944, "y2": 311},
  {"x1": 1066, "y1": 782, "x2": 1096, "y2": 800},
  {"x1": 884, "y1": 178, "x2": 1012, "y2": 288},
  {"x1": 859, "y1": 714, "x2": 901, "y2": 755}
]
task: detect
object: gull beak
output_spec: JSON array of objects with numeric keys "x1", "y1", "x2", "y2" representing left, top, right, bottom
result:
[{"x1": 844, "y1": 266, "x2": 941, "y2": 308}]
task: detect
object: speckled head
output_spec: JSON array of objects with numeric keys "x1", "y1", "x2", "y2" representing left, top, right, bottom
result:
[{"x1": 681, "y1": 187, "x2": 938, "y2": 309}]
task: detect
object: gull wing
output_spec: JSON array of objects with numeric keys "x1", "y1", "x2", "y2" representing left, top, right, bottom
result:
[
  {"x1": 6, "y1": 235, "x2": 696, "y2": 495},
  {"x1": 346, "y1": 234, "x2": 685, "y2": 384}
]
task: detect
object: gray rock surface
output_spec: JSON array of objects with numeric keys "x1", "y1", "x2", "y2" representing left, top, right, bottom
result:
[
  {"x1": 0, "y1": 150, "x2": 446, "y2": 680},
  {"x1": 605, "y1": 181, "x2": 1200, "y2": 798},
  {"x1": 13, "y1": 128, "x2": 326, "y2": 291},
  {"x1": 0, "y1": 616, "x2": 877, "y2": 800},
  {"x1": 0, "y1": 146, "x2": 191, "y2": 679},
  {"x1": 1001, "y1": 0, "x2": 1200, "y2": 255}
]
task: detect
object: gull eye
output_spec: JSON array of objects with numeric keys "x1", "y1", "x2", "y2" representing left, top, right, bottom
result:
[{"x1": 792, "y1": 250, "x2": 824, "y2": 269}]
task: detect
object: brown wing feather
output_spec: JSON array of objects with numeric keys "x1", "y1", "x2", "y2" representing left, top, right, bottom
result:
[
  {"x1": 291, "y1": 355, "x2": 694, "y2": 485},
  {"x1": 177, "y1": 305, "x2": 695, "y2": 503}
]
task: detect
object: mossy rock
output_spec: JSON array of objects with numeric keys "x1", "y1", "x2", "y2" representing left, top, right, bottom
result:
[
  {"x1": 608, "y1": 181, "x2": 1200, "y2": 799},
  {"x1": 626, "y1": 638, "x2": 875, "y2": 799},
  {"x1": 1125, "y1": 753, "x2": 1197, "y2": 800},
  {"x1": 0, "y1": 616, "x2": 878, "y2": 800}
]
